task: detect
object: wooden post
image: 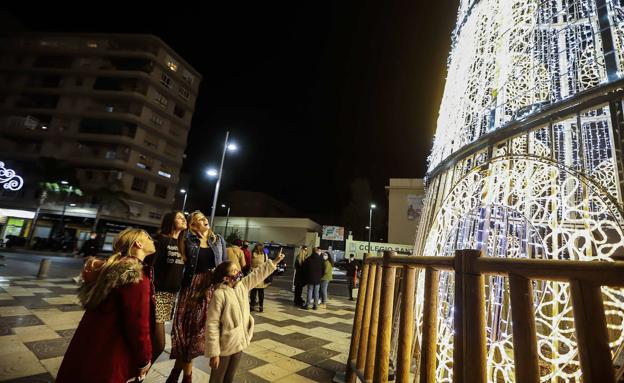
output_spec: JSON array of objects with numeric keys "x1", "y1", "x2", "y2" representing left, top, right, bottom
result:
[
  {"x1": 373, "y1": 251, "x2": 398, "y2": 383},
  {"x1": 396, "y1": 265, "x2": 418, "y2": 383},
  {"x1": 570, "y1": 280, "x2": 616, "y2": 383},
  {"x1": 356, "y1": 263, "x2": 378, "y2": 374},
  {"x1": 453, "y1": 249, "x2": 486, "y2": 383},
  {"x1": 347, "y1": 262, "x2": 371, "y2": 383},
  {"x1": 364, "y1": 263, "x2": 384, "y2": 380},
  {"x1": 419, "y1": 267, "x2": 440, "y2": 383},
  {"x1": 508, "y1": 274, "x2": 540, "y2": 383}
]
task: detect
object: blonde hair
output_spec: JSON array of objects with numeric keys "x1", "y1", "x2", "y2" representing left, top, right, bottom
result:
[
  {"x1": 296, "y1": 247, "x2": 309, "y2": 265},
  {"x1": 100, "y1": 228, "x2": 147, "y2": 271},
  {"x1": 187, "y1": 210, "x2": 217, "y2": 244}
]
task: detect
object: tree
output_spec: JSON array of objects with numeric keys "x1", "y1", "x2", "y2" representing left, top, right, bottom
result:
[
  {"x1": 89, "y1": 186, "x2": 130, "y2": 232},
  {"x1": 225, "y1": 228, "x2": 242, "y2": 245}
]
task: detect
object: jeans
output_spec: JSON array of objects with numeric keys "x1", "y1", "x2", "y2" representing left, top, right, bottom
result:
[
  {"x1": 347, "y1": 275, "x2": 355, "y2": 300},
  {"x1": 307, "y1": 284, "x2": 320, "y2": 308},
  {"x1": 320, "y1": 280, "x2": 330, "y2": 304},
  {"x1": 208, "y1": 351, "x2": 242, "y2": 383},
  {"x1": 250, "y1": 288, "x2": 264, "y2": 308}
]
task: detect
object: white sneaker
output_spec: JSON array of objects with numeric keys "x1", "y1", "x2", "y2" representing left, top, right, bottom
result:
[{"x1": 72, "y1": 276, "x2": 82, "y2": 284}]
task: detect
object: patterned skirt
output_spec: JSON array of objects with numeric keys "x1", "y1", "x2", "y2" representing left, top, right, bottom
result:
[
  {"x1": 154, "y1": 291, "x2": 177, "y2": 323},
  {"x1": 170, "y1": 271, "x2": 214, "y2": 361}
]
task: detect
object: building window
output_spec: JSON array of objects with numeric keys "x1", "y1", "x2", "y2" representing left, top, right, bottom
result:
[
  {"x1": 131, "y1": 177, "x2": 148, "y2": 192},
  {"x1": 158, "y1": 164, "x2": 173, "y2": 178},
  {"x1": 154, "y1": 92, "x2": 168, "y2": 108},
  {"x1": 86, "y1": 41, "x2": 98, "y2": 48},
  {"x1": 178, "y1": 86, "x2": 190, "y2": 100},
  {"x1": 144, "y1": 138, "x2": 158, "y2": 150},
  {"x1": 166, "y1": 55, "x2": 178, "y2": 72},
  {"x1": 150, "y1": 113, "x2": 164, "y2": 126},
  {"x1": 154, "y1": 184, "x2": 168, "y2": 199},
  {"x1": 174, "y1": 104, "x2": 185, "y2": 119},
  {"x1": 160, "y1": 72, "x2": 172, "y2": 88},
  {"x1": 136, "y1": 154, "x2": 154, "y2": 171},
  {"x1": 149, "y1": 211, "x2": 162, "y2": 220},
  {"x1": 182, "y1": 69, "x2": 195, "y2": 85}
]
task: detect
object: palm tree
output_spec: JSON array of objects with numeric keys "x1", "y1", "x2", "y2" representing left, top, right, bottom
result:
[{"x1": 89, "y1": 186, "x2": 130, "y2": 232}]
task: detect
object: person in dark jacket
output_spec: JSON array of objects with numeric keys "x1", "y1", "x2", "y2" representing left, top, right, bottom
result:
[
  {"x1": 293, "y1": 246, "x2": 309, "y2": 307},
  {"x1": 145, "y1": 211, "x2": 187, "y2": 363},
  {"x1": 57, "y1": 228, "x2": 156, "y2": 383},
  {"x1": 345, "y1": 254, "x2": 358, "y2": 301},
  {"x1": 77, "y1": 232, "x2": 100, "y2": 257},
  {"x1": 303, "y1": 247, "x2": 324, "y2": 310}
]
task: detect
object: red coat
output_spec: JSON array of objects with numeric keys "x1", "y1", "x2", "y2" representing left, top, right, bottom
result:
[{"x1": 57, "y1": 258, "x2": 153, "y2": 383}]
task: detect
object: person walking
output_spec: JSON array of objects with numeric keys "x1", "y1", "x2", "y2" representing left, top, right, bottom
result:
[
  {"x1": 147, "y1": 211, "x2": 187, "y2": 363},
  {"x1": 57, "y1": 228, "x2": 156, "y2": 383},
  {"x1": 249, "y1": 244, "x2": 270, "y2": 312},
  {"x1": 241, "y1": 240, "x2": 252, "y2": 275},
  {"x1": 320, "y1": 252, "x2": 333, "y2": 308},
  {"x1": 205, "y1": 250, "x2": 285, "y2": 383},
  {"x1": 345, "y1": 254, "x2": 358, "y2": 301},
  {"x1": 293, "y1": 245, "x2": 308, "y2": 307},
  {"x1": 226, "y1": 239, "x2": 246, "y2": 272},
  {"x1": 72, "y1": 232, "x2": 101, "y2": 283},
  {"x1": 168, "y1": 211, "x2": 226, "y2": 383},
  {"x1": 303, "y1": 247, "x2": 324, "y2": 310}
]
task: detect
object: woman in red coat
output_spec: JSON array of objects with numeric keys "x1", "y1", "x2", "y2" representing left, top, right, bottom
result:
[{"x1": 57, "y1": 228, "x2": 156, "y2": 383}]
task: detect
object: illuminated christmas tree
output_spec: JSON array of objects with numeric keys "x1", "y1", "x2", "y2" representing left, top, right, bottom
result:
[{"x1": 415, "y1": 0, "x2": 624, "y2": 381}]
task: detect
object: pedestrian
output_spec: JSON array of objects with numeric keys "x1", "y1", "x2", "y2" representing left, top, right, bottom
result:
[
  {"x1": 72, "y1": 232, "x2": 101, "y2": 283},
  {"x1": 147, "y1": 211, "x2": 187, "y2": 363},
  {"x1": 303, "y1": 247, "x2": 324, "y2": 310},
  {"x1": 345, "y1": 254, "x2": 358, "y2": 301},
  {"x1": 57, "y1": 228, "x2": 156, "y2": 383},
  {"x1": 249, "y1": 244, "x2": 270, "y2": 312},
  {"x1": 293, "y1": 245, "x2": 308, "y2": 307},
  {"x1": 241, "y1": 240, "x2": 252, "y2": 275},
  {"x1": 320, "y1": 252, "x2": 333, "y2": 308},
  {"x1": 226, "y1": 239, "x2": 246, "y2": 272},
  {"x1": 205, "y1": 250, "x2": 285, "y2": 383},
  {"x1": 167, "y1": 211, "x2": 226, "y2": 383}
]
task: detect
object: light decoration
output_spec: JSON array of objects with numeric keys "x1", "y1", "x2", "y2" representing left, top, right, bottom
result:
[
  {"x1": 0, "y1": 161, "x2": 24, "y2": 191},
  {"x1": 413, "y1": 0, "x2": 624, "y2": 381}
]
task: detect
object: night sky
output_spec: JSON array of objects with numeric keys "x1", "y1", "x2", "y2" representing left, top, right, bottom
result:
[{"x1": 2, "y1": 1, "x2": 458, "y2": 227}]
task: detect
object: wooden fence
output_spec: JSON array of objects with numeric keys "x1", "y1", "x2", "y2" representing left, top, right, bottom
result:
[{"x1": 345, "y1": 250, "x2": 624, "y2": 383}]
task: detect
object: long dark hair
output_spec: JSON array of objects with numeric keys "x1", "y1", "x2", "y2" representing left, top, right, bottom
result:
[
  {"x1": 211, "y1": 261, "x2": 232, "y2": 287},
  {"x1": 159, "y1": 211, "x2": 186, "y2": 261}
]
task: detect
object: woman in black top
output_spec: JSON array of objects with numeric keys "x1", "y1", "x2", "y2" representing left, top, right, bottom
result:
[{"x1": 148, "y1": 211, "x2": 187, "y2": 362}]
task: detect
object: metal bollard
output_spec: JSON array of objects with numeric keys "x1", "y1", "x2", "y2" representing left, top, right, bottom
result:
[{"x1": 37, "y1": 258, "x2": 51, "y2": 279}]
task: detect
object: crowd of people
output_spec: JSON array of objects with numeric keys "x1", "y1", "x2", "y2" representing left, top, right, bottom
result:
[{"x1": 56, "y1": 210, "x2": 285, "y2": 383}]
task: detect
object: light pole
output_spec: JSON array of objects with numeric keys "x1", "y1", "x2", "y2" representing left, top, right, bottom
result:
[
  {"x1": 58, "y1": 181, "x2": 73, "y2": 238},
  {"x1": 209, "y1": 131, "x2": 238, "y2": 226},
  {"x1": 180, "y1": 189, "x2": 188, "y2": 212},
  {"x1": 221, "y1": 204, "x2": 231, "y2": 237},
  {"x1": 368, "y1": 203, "x2": 376, "y2": 253}
]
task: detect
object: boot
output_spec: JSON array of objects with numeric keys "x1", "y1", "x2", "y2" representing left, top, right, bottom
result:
[
  {"x1": 259, "y1": 306, "x2": 263, "y2": 312},
  {"x1": 181, "y1": 372, "x2": 192, "y2": 383},
  {"x1": 166, "y1": 368, "x2": 182, "y2": 383}
]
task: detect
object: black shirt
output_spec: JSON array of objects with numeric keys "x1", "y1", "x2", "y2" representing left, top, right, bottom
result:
[
  {"x1": 152, "y1": 236, "x2": 185, "y2": 292},
  {"x1": 196, "y1": 246, "x2": 216, "y2": 272}
]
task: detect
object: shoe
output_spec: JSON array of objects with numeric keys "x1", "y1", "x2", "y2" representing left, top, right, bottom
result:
[
  {"x1": 166, "y1": 368, "x2": 182, "y2": 383},
  {"x1": 259, "y1": 306, "x2": 263, "y2": 312},
  {"x1": 72, "y1": 276, "x2": 81, "y2": 284},
  {"x1": 349, "y1": 298, "x2": 354, "y2": 301},
  {"x1": 181, "y1": 372, "x2": 192, "y2": 383},
  {"x1": 320, "y1": 304, "x2": 327, "y2": 309},
  {"x1": 250, "y1": 306, "x2": 255, "y2": 312},
  {"x1": 313, "y1": 305, "x2": 318, "y2": 310}
]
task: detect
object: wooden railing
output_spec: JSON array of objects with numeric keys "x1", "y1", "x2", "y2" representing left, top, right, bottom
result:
[{"x1": 345, "y1": 250, "x2": 624, "y2": 383}]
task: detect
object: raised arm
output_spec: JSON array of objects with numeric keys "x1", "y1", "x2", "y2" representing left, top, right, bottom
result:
[{"x1": 240, "y1": 250, "x2": 285, "y2": 291}]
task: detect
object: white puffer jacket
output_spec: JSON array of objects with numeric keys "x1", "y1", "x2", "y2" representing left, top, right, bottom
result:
[{"x1": 205, "y1": 260, "x2": 276, "y2": 357}]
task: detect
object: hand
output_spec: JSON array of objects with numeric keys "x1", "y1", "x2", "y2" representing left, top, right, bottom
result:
[
  {"x1": 272, "y1": 249, "x2": 285, "y2": 265},
  {"x1": 210, "y1": 356, "x2": 220, "y2": 369},
  {"x1": 138, "y1": 361, "x2": 151, "y2": 379}
]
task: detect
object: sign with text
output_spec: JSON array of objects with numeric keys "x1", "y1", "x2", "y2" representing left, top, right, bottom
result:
[
  {"x1": 345, "y1": 238, "x2": 414, "y2": 259},
  {"x1": 322, "y1": 225, "x2": 345, "y2": 241}
]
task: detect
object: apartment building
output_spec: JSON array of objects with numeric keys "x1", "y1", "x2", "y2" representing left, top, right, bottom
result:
[{"x1": 0, "y1": 33, "x2": 201, "y2": 246}]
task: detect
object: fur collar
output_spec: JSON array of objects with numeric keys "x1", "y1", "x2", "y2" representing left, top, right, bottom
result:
[{"x1": 78, "y1": 258, "x2": 144, "y2": 310}]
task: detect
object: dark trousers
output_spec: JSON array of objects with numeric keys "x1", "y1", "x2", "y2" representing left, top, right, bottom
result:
[
  {"x1": 209, "y1": 352, "x2": 242, "y2": 383},
  {"x1": 250, "y1": 288, "x2": 264, "y2": 307},
  {"x1": 294, "y1": 283, "x2": 305, "y2": 306},
  {"x1": 347, "y1": 275, "x2": 355, "y2": 300}
]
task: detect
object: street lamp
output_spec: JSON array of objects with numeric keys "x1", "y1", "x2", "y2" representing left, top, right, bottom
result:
[
  {"x1": 180, "y1": 189, "x2": 188, "y2": 212},
  {"x1": 221, "y1": 204, "x2": 231, "y2": 237},
  {"x1": 209, "y1": 131, "x2": 238, "y2": 226},
  {"x1": 58, "y1": 183, "x2": 74, "y2": 238},
  {"x1": 368, "y1": 203, "x2": 376, "y2": 253}
]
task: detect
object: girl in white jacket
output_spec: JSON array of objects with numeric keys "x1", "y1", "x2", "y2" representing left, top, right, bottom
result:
[{"x1": 205, "y1": 249, "x2": 285, "y2": 383}]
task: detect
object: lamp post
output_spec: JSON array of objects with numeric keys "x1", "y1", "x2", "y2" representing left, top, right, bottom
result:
[
  {"x1": 58, "y1": 181, "x2": 73, "y2": 238},
  {"x1": 209, "y1": 131, "x2": 238, "y2": 226},
  {"x1": 221, "y1": 204, "x2": 231, "y2": 237},
  {"x1": 180, "y1": 189, "x2": 188, "y2": 212},
  {"x1": 368, "y1": 203, "x2": 376, "y2": 253}
]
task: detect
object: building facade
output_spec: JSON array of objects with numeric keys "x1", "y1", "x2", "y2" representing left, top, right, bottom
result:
[
  {"x1": 385, "y1": 178, "x2": 424, "y2": 245},
  {"x1": 0, "y1": 33, "x2": 201, "y2": 247},
  {"x1": 416, "y1": 0, "x2": 624, "y2": 381}
]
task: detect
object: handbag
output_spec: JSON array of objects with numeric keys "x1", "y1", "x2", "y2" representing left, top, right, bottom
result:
[{"x1": 264, "y1": 254, "x2": 274, "y2": 284}]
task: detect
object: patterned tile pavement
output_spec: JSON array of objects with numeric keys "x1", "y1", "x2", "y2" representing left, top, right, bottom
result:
[{"x1": 0, "y1": 254, "x2": 356, "y2": 382}]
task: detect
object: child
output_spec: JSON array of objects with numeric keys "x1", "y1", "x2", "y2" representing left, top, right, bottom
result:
[{"x1": 204, "y1": 249, "x2": 285, "y2": 383}]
